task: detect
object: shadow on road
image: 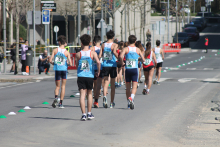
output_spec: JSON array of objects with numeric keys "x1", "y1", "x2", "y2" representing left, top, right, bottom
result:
[{"x1": 30, "y1": 117, "x2": 79, "y2": 121}]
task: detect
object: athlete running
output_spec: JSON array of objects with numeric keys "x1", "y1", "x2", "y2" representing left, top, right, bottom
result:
[
  {"x1": 76, "y1": 34, "x2": 100, "y2": 121},
  {"x1": 153, "y1": 40, "x2": 164, "y2": 85},
  {"x1": 90, "y1": 35, "x2": 102, "y2": 108},
  {"x1": 142, "y1": 42, "x2": 157, "y2": 95},
  {"x1": 120, "y1": 35, "x2": 145, "y2": 109},
  {"x1": 49, "y1": 35, "x2": 72, "y2": 108},
  {"x1": 116, "y1": 41, "x2": 124, "y2": 87},
  {"x1": 99, "y1": 30, "x2": 118, "y2": 108},
  {"x1": 135, "y1": 41, "x2": 145, "y2": 84}
]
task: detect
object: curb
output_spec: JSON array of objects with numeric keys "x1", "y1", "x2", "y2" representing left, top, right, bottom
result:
[{"x1": 0, "y1": 79, "x2": 36, "y2": 83}]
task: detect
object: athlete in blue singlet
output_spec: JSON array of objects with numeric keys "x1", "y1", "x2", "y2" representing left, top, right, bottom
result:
[
  {"x1": 49, "y1": 35, "x2": 72, "y2": 109},
  {"x1": 120, "y1": 35, "x2": 145, "y2": 110},
  {"x1": 99, "y1": 30, "x2": 118, "y2": 109},
  {"x1": 76, "y1": 34, "x2": 100, "y2": 121},
  {"x1": 90, "y1": 35, "x2": 103, "y2": 108}
]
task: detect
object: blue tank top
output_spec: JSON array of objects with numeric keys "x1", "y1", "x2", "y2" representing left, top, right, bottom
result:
[
  {"x1": 125, "y1": 46, "x2": 139, "y2": 69},
  {"x1": 53, "y1": 48, "x2": 68, "y2": 71},
  {"x1": 93, "y1": 46, "x2": 102, "y2": 71},
  {"x1": 77, "y1": 50, "x2": 94, "y2": 78},
  {"x1": 103, "y1": 43, "x2": 117, "y2": 67}
]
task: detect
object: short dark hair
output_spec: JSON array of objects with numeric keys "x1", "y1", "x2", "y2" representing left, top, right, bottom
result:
[
  {"x1": 106, "y1": 30, "x2": 115, "y2": 39},
  {"x1": 80, "y1": 34, "x2": 91, "y2": 46},
  {"x1": 57, "y1": 35, "x2": 66, "y2": 45},
  {"x1": 128, "y1": 35, "x2": 137, "y2": 44},
  {"x1": 93, "y1": 35, "x2": 101, "y2": 45},
  {"x1": 156, "y1": 40, "x2": 160, "y2": 46}
]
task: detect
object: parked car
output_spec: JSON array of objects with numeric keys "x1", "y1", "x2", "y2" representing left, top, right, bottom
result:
[
  {"x1": 183, "y1": 27, "x2": 200, "y2": 41},
  {"x1": 192, "y1": 17, "x2": 207, "y2": 28},
  {"x1": 173, "y1": 32, "x2": 190, "y2": 47},
  {"x1": 196, "y1": 12, "x2": 219, "y2": 18},
  {"x1": 184, "y1": 21, "x2": 203, "y2": 32}
]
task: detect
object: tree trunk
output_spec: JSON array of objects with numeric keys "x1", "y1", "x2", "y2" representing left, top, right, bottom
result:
[
  {"x1": 65, "y1": 15, "x2": 68, "y2": 43},
  {"x1": 112, "y1": 14, "x2": 115, "y2": 32},
  {"x1": 50, "y1": 12, "x2": 53, "y2": 45},
  {"x1": 92, "y1": 9, "x2": 95, "y2": 38},
  {"x1": 127, "y1": 4, "x2": 131, "y2": 36},
  {"x1": 140, "y1": 9, "x2": 142, "y2": 42},
  {"x1": 15, "y1": 0, "x2": 19, "y2": 75},
  {"x1": 40, "y1": 25, "x2": 44, "y2": 49},
  {"x1": 134, "y1": 9, "x2": 136, "y2": 36},
  {"x1": 9, "y1": 11, "x2": 13, "y2": 45},
  {"x1": 74, "y1": 15, "x2": 77, "y2": 45},
  {"x1": 120, "y1": 12, "x2": 123, "y2": 41}
]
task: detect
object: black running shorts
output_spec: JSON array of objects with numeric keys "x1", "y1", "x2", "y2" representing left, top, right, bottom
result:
[
  {"x1": 101, "y1": 67, "x2": 117, "y2": 78},
  {"x1": 156, "y1": 62, "x2": 163, "y2": 68},
  {"x1": 94, "y1": 70, "x2": 103, "y2": 80},
  {"x1": 77, "y1": 77, "x2": 94, "y2": 90},
  {"x1": 143, "y1": 66, "x2": 154, "y2": 72}
]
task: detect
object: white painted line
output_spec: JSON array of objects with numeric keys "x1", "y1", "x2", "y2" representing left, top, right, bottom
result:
[
  {"x1": 178, "y1": 78, "x2": 196, "y2": 83},
  {"x1": 203, "y1": 78, "x2": 219, "y2": 82},
  {"x1": 169, "y1": 68, "x2": 179, "y2": 70},
  {"x1": 36, "y1": 80, "x2": 41, "y2": 82},
  {"x1": 186, "y1": 68, "x2": 196, "y2": 70},
  {"x1": 67, "y1": 76, "x2": 77, "y2": 79},
  {"x1": 212, "y1": 50, "x2": 217, "y2": 52},
  {"x1": 204, "y1": 68, "x2": 213, "y2": 70},
  {"x1": 192, "y1": 50, "x2": 198, "y2": 52},
  {"x1": 158, "y1": 78, "x2": 170, "y2": 82},
  {"x1": 202, "y1": 50, "x2": 206, "y2": 52}
]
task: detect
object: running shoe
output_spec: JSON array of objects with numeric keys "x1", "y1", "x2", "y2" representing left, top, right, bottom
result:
[
  {"x1": 139, "y1": 80, "x2": 143, "y2": 83},
  {"x1": 153, "y1": 79, "x2": 157, "y2": 84},
  {"x1": 87, "y1": 113, "x2": 95, "y2": 120},
  {"x1": 146, "y1": 91, "x2": 149, "y2": 95},
  {"x1": 110, "y1": 102, "x2": 115, "y2": 108},
  {"x1": 52, "y1": 98, "x2": 58, "y2": 108},
  {"x1": 94, "y1": 102, "x2": 99, "y2": 108},
  {"x1": 156, "y1": 81, "x2": 160, "y2": 85},
  {"x1": 142, "y1": 89, "x2": 147, "y2": 95},
  {"x1": 99, "y1": 94, "x2": 102, "y2": 97},
  {"x1": 81, "y1": 115, "x2": 87, "y2": 121},
  {"x1": 137, "y1": 84, "x2": 139, "y2": 88},
  {"x1": 128, "y1": 97, "x2": 134, "y2": 110},
  {"x1": 58, "y1": 103, "x2": 65, "y2": 109},
  {"x1": 103, "y1": 96, "x2": 108, "y2": 108},
  {"x1": 121, "y1": 82, "x2": 124, "y2": 86},
  {"x1": 128, "y1": 104, "x2": 130, "y2": 109}
]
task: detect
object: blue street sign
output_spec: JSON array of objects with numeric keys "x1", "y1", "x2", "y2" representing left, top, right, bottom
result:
[{"x1": 42, "y1": 10, "x2": 50, "y2": 24}]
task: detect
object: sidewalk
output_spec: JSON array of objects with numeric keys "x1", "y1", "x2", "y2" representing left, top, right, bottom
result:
[{"x1": 0, "y1": 62, "x2": 77, "y2": 82}]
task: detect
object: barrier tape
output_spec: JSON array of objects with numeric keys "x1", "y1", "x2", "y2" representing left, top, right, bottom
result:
[{"x1": 163, "y1": 43, "x2": 181, "y2": 53}]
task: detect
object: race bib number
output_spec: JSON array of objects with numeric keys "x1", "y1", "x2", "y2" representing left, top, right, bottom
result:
[
  {"x1": 55, "y1": 55, "x2": 66, "y2": 65},
  {"x1": 126, "y1": 59, "x2": 136, "y2": 68},
  {"x1": 103, "y1": 51, "x2": 112, "y2": 60},
  {"x1": 81, "y1": 60, "x2": 90, "y2": 70},
  {"x1": 144, "y1": 59, "x2": 152, "y2": 65}
]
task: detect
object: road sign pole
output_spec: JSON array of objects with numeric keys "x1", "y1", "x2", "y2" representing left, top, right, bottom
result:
[
  {"x1": 125, "y1": 4, "x2": 127, "y2": 42},
  {"x1": 153, "y1": 28, "x2": 154, "y2": 48},
  {"x1": 101, "y1": 0, "x2": 104, "y2": 43},
  {"x1": 56, "y1": 32, "x2": 57, "y2": 45},
  {"x1": 3, "y1": 0, "x2": 6, "y2": 73},
  {"x1": 167, "y1": 0, "x2": 170, "y2": 43},
  {"x1": 176, "y1": 0, "x2": 178, "y2": 43},
  {"x1": 194, "y1": 0, "x2": 195, "y2": 14},
  {"x1": 45, "y1": 24, "x2": 47, "y2": 51},
  {"x1": 33, "y1": 0, "x2": 36, "y2": 75},
  {"x1": 77, "y1": 0, "x2": 81, "y2": 44}
]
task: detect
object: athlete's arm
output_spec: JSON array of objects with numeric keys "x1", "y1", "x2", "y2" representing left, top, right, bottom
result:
[
  {"x1": 137, "y1": 48, "x2": 145, "y2": 62},
  {"x1": 152, "y1": 48, "x2": 155, "y2": 52},
  {"x1": 99, "y1": 44, "x2": 104, "y2": 58},
  {"x1": 75, "y1": 52, "x2": 80, "y2": 69},
  {"x1": 49, "y1": 48, "x2": 56, "y2": 65},
  {"x1": 67, "y1": 52, "x2": 73, "y2": 66},
  {"x1": 93, "y1": 51, "x2": 101, "y2": 77},
  {"x1": 119, "y1": 47, "x2": 127, "y2": 66},
  {"x1": 152, "y1": 52, "x2": 157, "y2": 68},
  {"x1": 161, "y1": 49, "x2": 164, "y2": 60},
  {"x1": 90, "y1": 46, "x2": 95, "y2": 52},
  {"x1": 112, "y1": 44, "x2": 118, "y2": 59}
]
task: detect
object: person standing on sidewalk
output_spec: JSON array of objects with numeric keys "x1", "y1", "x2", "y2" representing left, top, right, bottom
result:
[
  {"x1": 50, "y1": 35, "x2": 72, "y2": 109},
  {"x1": 76, "y1": 34, "x2": 100, "y2": 121},
  {"x1": 205, "y1": 37, "x2": 209, "y2": 53},
  {"x1": 21, "y1": 40, "x2": 29, "y2": 75}
]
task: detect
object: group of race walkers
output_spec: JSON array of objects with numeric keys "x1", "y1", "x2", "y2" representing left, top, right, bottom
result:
[{"x1": 49, "y1": 30, "x2": 164, "y2": 121}]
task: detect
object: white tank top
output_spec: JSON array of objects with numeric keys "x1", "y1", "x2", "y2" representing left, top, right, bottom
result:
[{"x1": 155, "y1": 47, "x2": 163, "y2": 63}]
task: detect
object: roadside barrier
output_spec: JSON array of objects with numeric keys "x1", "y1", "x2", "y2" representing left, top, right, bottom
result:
[
  {"x1": 163, "y1": 43, "x2": 181, "y2": 53},
  {"x1": 68, "y1": 53, "x2": 77, "y2": 70}
]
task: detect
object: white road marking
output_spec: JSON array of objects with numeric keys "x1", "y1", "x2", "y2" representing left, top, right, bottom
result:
[
  {"x1": 186, "y1": 68, "x2": 196, "y2": 70},
  {"x1": 204, "y1": 68, "x2": 213, "y2": 70},
  {"x1": 67, "y1": 76, "x2": 77, "y2": 79},
  {"x1": 36, "y1": 80, "x2": 41, "y2": 82},
  {"x1": 212, "y1": 50, "x2": 217, "y2": 52},
  {"x1": 158, "y1": 78, "x2": 170, "y2": 82},
  {"x1": 178, "y1": 78, "x2": 196, "y2": 83},
  {"x1": 192, "y1": 50, "x2": 198, "y2": 52},
  {"x1": 203, "y1": 78, "x2": 219, "y2": 82},
  {"x1": 169, "y1": 68, "x2": 179, "y2": 70},
  {"x1": 202, "y1": 50, "x2": 206, "y2": 52}
]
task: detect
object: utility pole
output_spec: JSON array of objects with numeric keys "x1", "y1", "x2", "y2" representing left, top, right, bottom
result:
[
  {"x1": 167, "y1": 0, "x2": 170, "y2": 43},
  {"x1": 187, "y1": 0, "x2": 189, "y2": 23},
  {"x1": 77, "y1": 0, "x2": 81, "y2": 44},
  {"x1": 33, "y1": 0, "x2": 36, "y2": 74},
  {"x1": 194, "y1": 0, "x2": 195, "y2": 14},
  {"x1": 176, "y1": 0, "x2": 178, "y2": 43},
  {"x1": 101, "y1": 0, "x2": 104, "y2": 43},
  {"x1": 144, "y1": 0, "x2": 146, "y2": 46},
  {"x1": 3, "y1": 0, "x2": 6, "y2": 73},
  {"x1": 125, "y1": 4, "x2": 127, "y2": 42}
]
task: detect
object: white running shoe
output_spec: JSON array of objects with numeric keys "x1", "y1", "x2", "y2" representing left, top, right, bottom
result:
[
  {"x1": 121, "y1": 82, "x2": 124, "y2": 86},
  {"x1": 103, "y1": 96, "x2": 108, "y2": 108}
]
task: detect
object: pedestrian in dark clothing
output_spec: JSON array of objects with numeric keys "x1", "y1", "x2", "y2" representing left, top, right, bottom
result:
[
  {"x1": 21, "y1": 40, "x2": 29, "y2": 75},
  {"x1": 10, "y1": 43, "x2": 16, "y2": 72},
  {"x1": 205, "y1": 37, "x2": 209, "y2": 53},
  {"x1": 38, "y1": 50, "x2": 50, "y2": 74}
]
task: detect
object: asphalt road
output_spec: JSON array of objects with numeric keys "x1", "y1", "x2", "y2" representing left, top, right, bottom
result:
[{"x1": 1, "y1": 24, "x2": 220, "y2": 147}]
